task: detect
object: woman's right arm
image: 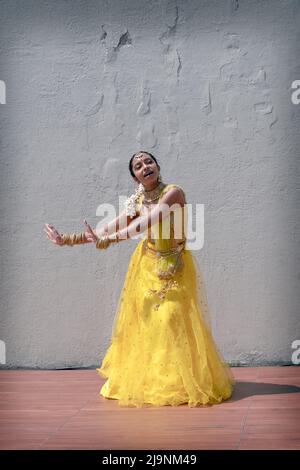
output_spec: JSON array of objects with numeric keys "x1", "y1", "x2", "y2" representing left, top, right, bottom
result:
[
  {"x1": 44, "y1": 223, "x2": 89, "y2": 246},
  {"x1": 44, "y1": 209, "x2": 139, "y2": 247}
]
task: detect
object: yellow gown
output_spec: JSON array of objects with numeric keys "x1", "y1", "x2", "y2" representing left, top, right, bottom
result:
[{"x1": 97, "y1": 183, "x2": 235, "y2": 407}]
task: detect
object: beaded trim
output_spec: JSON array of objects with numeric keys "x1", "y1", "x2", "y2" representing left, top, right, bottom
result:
[
  {"x1": 143, "y1": 241, "x2": 185, "y2": 258},
  {"x1": 143, "y1": 239, "x2": 185, "y2": 283}
]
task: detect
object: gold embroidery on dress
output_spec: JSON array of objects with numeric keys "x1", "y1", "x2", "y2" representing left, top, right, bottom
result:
[
  {"x1": 142, "y1": 183, "x2": 187, "y2": 310},
  {"x1": 147, "y1": 279, "x2": 179, "y2": 310}
]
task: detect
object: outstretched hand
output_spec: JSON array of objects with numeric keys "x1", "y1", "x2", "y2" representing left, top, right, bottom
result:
[
  {"x1": 83, "y1": 219, "x2": 98, "y2": 243},
  {"x1": 44, "y1": 221, "x2": 94, "y2": 245},
  {"x1": 44, "y1": 223, "x2": 63, "y2": 246}
]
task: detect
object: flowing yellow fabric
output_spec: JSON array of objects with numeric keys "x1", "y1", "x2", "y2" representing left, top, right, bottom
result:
[{"x1": 96, "y1": 184, "x2": 235, "y2": 407}]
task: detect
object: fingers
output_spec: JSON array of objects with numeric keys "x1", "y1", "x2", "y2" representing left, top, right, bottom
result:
[
  {"x1": 45, "y1": 227, "x2": 55, "y2": 237},
  {"x1": 85, "y1": 233, "x2": 94, "y2": 242},
  {"x1": 83, "y1": 220, "x2": 98, "y2": 243},
  {"x1": 44, "y1": 229, "x2": 58, "y2": 244},
  {"x1": 44, "y1": 224, "x2": 61, "y2": 244},
  {"x1": 44, "y1": 227, "x2": 54, "y2": 239},
  {"x1": 44, "y1": 227, "x2": 51, "y2": 236},
  {"x1": 44, "y1": 228, "x2": 55, "y2": 241},
  {"x1": 84, "y1": 219, "x2": 96, "y2": 239},
  {"x1": 45, "y1": 223, "x2": 59, "y2": 235},
  {"x1": 45, "y1": 223, "x2": 56, "y2": 236},
  {"x1": 83, "y1": 219, "x2": 93, "y2": 233}
]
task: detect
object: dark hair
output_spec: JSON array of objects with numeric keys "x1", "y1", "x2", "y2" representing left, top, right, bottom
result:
[{"x1": 129, "y1": 151, "x2": 159, "y2": 178}]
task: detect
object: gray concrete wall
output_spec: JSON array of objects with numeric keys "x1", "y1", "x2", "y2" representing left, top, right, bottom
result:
[{"x1": 0, "y1": 0, "x2": 299, "y2": 368}]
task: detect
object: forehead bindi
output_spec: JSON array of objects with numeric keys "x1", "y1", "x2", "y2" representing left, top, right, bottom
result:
[{"x1": 133, "y1": 154, "x2": 153, "y2": 167}]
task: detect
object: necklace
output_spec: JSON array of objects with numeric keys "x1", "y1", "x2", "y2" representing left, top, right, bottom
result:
[
  {"x1": 142, "y1": 181, "x2": 167, "y2": 204},
  {"x1": 124, "y1": 180, "x2": 167, "y2": 218}
]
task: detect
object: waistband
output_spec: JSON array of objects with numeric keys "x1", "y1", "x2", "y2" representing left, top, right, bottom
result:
[{"x1": 143, "y1": 239, "x2": 186, "y2": 257}]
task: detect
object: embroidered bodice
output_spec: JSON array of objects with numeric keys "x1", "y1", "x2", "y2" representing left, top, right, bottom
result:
[{"x1": 136, "y1": 183, "x2": 188, "y2": 280}]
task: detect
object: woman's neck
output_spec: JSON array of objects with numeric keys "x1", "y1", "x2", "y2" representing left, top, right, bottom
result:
[
  {"x1": 143, "y1": 179, "x2": 161, "y2": 192},
  {"x1": 142, "y1": 181, "x2": 167, "y2": 204}
]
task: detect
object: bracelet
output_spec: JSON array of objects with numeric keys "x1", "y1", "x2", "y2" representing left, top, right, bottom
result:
[
  {"x1": 95, "y1": 231, "x2": 122, "y2": 249},
  {"x1": 60, "y1": 232, "x2": 87, "y2": 246},
  {"x1": 96, "y1": 233, "x2": 110, "y2": 249}
]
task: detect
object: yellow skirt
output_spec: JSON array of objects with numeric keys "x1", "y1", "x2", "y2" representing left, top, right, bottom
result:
[{"x1": 97, "y1": 238, "x2": 235, "y2": 408}]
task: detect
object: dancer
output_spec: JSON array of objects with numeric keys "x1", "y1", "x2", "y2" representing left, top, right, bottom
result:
[{"x1": 44, "y1": 151, "x2": 234, "y2": 408}]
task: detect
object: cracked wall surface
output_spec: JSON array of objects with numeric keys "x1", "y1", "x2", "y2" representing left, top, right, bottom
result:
[{"x1": 0, "y1": 0, "x2": 299, "y2": 368}]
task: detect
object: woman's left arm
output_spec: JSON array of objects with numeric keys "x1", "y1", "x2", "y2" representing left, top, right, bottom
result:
[
  {"x1": 113, "y1": 187, "x2": 185, "y2": 242},
  {"x1": 85, "y1": 187, "x2": 185, "y2": 247}
]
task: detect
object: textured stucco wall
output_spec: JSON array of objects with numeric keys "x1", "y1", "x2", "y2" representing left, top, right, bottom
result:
[{"x1": 0, "y1": 0, "x2": 299, "y2": 368}]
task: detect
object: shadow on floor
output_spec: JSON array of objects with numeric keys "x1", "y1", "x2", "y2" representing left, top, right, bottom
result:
[{"x1": 230, "y1": 381, "x2": 300, "y2": 401}]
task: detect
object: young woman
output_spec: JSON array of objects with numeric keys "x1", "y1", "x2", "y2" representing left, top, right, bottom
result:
[{"x1": 44, "y1": 151, "x2": 235, "y2": 408}]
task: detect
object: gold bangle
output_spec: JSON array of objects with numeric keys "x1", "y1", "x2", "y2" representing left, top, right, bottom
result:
[
  {"x1": 95, "y1": 231, "x2": 122, "y2": 249},
  {"x1": 96, "y1": 233, "x2": 110, "y2": 249},
  {"x1": 60, "y1": 234, "x2": 73, "y2": 246},
  {"x1": 60, "y1": 233, "x2": 87, "y2": 246}
]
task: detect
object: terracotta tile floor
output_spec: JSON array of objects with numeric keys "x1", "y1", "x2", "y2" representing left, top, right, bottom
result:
[{"x1": 0, "y1": 366, "x2": 299, "y2": 450}]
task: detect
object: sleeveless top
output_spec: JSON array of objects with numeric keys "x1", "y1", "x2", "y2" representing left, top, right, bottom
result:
[{"x1": 136, "y1": 183, "x2": 188, "y2": 280}]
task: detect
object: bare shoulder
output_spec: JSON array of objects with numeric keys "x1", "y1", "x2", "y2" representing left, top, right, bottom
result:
[{"x1": 160, "y1": 184, "x2": 186, "y2": 207}]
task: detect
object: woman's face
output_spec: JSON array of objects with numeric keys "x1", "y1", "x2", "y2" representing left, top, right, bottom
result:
[{"x1": 132, "y1": 153, "x2": 160, "y2": 188}]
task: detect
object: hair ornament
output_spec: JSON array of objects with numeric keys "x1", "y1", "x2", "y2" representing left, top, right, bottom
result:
[{"x1": 124, "y1": 183, "x2": 144, "y2": 217}]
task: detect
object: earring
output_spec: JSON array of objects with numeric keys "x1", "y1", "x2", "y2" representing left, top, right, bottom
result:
[{"x1": 157, "y1": 173, "x2": 162, "y2": 183}]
